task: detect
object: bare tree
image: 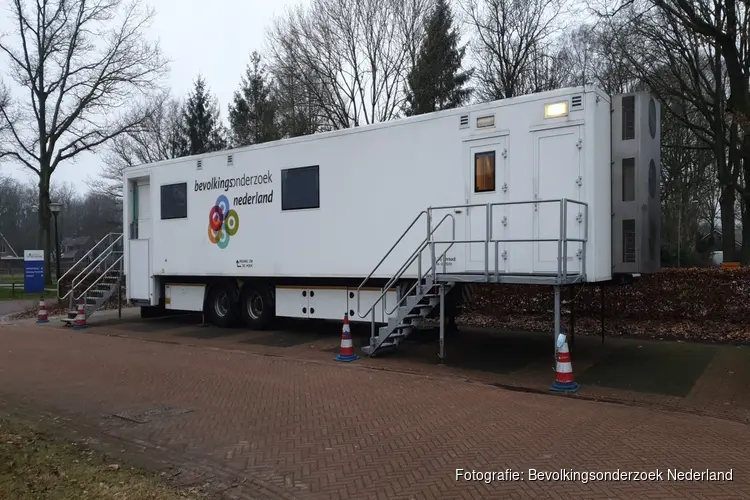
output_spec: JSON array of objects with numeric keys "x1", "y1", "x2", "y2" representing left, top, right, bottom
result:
[
  {"x1": 460, "y1": 0, "x2": 567, "y2": 101},
  {"x1": 87, "y1": 91, "x2": 183, "y2": 199},
  {"x1": 265, "y1": 0, "x2": 431, "y2": 130},
  {"x1": 597, "y1": 0, "x2": 740, "y2": 261},
  {"x1": 554, "y1": 22, "x2": 635, "y2": 94},
  {"x1": 0, "y1": 0, "x2": 168, "y2": 283}
]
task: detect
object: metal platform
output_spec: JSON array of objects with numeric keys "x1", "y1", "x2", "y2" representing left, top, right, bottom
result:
[{"x1": 434, "y1": 272, "x2": 586, "y2": 285}]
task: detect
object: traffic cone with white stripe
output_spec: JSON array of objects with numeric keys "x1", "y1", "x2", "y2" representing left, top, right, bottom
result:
[
  {"x1": 550, "y1": 330, "x2": 578, "y2": 393},
  {"x1": 335, "y1": 313, "x2": 359, "y2": 362},
  {"x1": 73, "y1": 300, "x2": 87, "y2": 329},
  {"x1": 36, "y1": 297, "x2": 49, "y2": 323}
]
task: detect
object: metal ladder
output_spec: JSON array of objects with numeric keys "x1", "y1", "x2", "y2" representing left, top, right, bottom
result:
[
  {"x1": 356, "y1": 211, "x2": 457, "y2": 357},
  {"x1": 57, "y1": 233, "x2": 124, "y2": 324}
]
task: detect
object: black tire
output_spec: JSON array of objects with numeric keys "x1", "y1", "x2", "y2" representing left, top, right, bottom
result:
[
  {"x1": 206, "y1": 282, "x2": 237, "y2": 328},
  {"x1": 240, "y1": 284, "x2": 275, "y2": 330}
]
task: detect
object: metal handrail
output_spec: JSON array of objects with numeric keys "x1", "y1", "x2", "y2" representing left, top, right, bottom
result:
[
  {"x1": 366, "y1": 214, "x2": 456, "y2": 351},
  {"x1": 382, "y1": 213, "x2": 455, "y2": 315},
  {"x1": 355, "y1": 210, "x2": 427, "y2": 313},
  {"x1": 57, "y1": 232, "x2": 122, "y2": 298},
  {"x1": 70, "y1": 235, "x2": 122, "y2": 289},
  {"x1": 426, "y1": 198, "x2": 589, "y2": 284},
  {"x1": 59, "y1": 234, "x2": 123, "y2": 302},
  {"x1": 382, "y1": 213, "x2": 455, "y2": 297},
  {"x1": 74, "y1": 255, "x2": 124, "y2": 303},
  {"x1": 357, "y1": 213, "x2": 454, "y2": 320}
]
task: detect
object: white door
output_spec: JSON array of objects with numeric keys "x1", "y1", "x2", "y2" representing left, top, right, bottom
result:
[
  {"x1": 532, "y1": 126, "x2": 583, "y2": 275},
  {"x1": 465, "y1": 136, "x2": 508, "y2": 274},
  {"x1": 136, "y1": 182, "x2": 151, "y2": 240},
  {"x1": 129, "y1": 180, "x2": 152, "y2": 302},
  {"x1": 128, "y1": 239, "x2": 151, "y2": 301}
]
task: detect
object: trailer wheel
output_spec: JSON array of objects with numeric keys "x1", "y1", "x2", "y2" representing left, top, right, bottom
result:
[
  {"x1": 206, "y1": 283, "x2": 237, "y2": 328},
  {"x1": 240, "y1": 285, "x2": 274, "y2": 330}
]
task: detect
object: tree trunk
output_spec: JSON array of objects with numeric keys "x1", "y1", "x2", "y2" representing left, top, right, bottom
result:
[
  {"x1": 741, "y1": 134, "x2": 750, "y2": 265},
  {"x1": 720, "y1": 184, "x2": 737, "y2": 262},
  {"x1": 742, "y1": 194, "x2": 750, "y2": 266},
  {"x1": 37, "y1": 172, "x2": 52, "y2": 286}
]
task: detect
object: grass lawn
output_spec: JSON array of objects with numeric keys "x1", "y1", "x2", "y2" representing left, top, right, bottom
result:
[
  {"x1": 0, "y1": 416, "x2": 206, "y2": 499},
  {"x1": 0, "y1": 287, "x2": 41, "y2": 301}
]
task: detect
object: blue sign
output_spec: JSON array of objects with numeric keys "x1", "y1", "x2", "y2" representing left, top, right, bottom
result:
[{"x1": 24, "y1": 250, "x2": 45, "y2": 294}]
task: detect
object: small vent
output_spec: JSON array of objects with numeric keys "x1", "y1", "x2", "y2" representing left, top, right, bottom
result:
[
  {"x1": 459, "y1": 115, "x2": 469, "y2": 128},
  {"x1": 622, "y1": 219, "x2": 636, "y2": 263},
  {"x1": 227, "y1": 154, "x2": 233, "y2": 166},
  {"x1": 197, "y1": 159, "x2": 202, "y2": 170},
  {"x1": 571, "y1": 95, "x2": 583, "y2": 108}
]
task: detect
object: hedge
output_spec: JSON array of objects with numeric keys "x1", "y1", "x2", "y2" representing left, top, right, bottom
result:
[{"x1": 467, "y1": 268, "x2": 750, "y2": 324}]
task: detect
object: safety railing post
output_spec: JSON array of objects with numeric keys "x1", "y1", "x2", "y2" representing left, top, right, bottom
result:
[
  {"x1": 428, "y1": 209, "x2": 436, "y2": 283},
  {"x1": 485, "y1": 203, "x2": 491, "y2": 282},
  {"x1": 562, "y1": 199, "x2": 568, "y2": 279},
  {"x1": 557, "y1": 199, "x2": 565, "y2": 284}
]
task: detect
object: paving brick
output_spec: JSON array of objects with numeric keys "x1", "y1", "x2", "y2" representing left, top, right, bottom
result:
[{"x1": 0, "y1": 323, "x2": 749, "y2": 499}]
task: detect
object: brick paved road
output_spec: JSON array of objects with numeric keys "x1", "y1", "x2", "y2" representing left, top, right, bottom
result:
[{"x1": 0, "y1": 324, "x2": 749, "y2": 499}]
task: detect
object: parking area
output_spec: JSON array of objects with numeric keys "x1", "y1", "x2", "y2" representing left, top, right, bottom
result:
[
  {"x1": 1, "y1": 315, "x2": 750, "y2": 499},
  {"x1": 18, "y1": 307, "x2": 750, "y2": 424}
]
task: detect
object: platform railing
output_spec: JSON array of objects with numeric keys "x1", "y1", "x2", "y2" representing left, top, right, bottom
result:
[{"x1": 425, "y1": 198, "x2": 589, "y2": 284}]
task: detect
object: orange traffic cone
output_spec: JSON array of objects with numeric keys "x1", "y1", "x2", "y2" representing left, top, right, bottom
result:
[
  {"x1": 550, "y1": 330, "x2": 578, "y2": 393},
  {"x1": 36, "y1": 297, "x2": 49, "y2": 323},
  {"x1": 73, "y1": 300, "x2": 87, "y2": 329},
  {"x1": 335, "y1": 313, "x2": 358, "y2": 362}
]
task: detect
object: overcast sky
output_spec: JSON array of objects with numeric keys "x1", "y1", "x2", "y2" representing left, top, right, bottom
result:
[{"x1": 0, "y1": 0, "x2": 307, "y2": 194}]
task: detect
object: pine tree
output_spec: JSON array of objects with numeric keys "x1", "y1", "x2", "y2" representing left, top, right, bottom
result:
[
  {"x1": 181, "y1": 75, "x2": 227, "y2": 155},
  {"x1": 229, "y1": 52, "x2": 280, "y2": 146},
  {"x1": 404, "y1": 0, "x2": 472, "y2": 116}
]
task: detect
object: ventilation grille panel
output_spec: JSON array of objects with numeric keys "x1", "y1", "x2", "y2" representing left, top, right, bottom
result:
[
  {"x1": 459, "y1": 115, "x2": 469, "y2": 128},
  {"x1": 571, "y1": 95, "x2": 583, "y2": 109},
  {"x1": 197, "y1": 159, "x2": 202, "y2": 170},
  {"x1": 623, "y1": 219, "x2": 636, "y2": 263},
  {"x1": 227, "y1": 154, "x2": 233, "y2": 166}
]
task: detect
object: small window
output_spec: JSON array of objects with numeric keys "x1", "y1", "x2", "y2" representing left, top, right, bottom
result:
[
  {"x1": 622, "y1": 95, "x2": 635, "y2": 140},
  {"x1": 622, "y1": 157, "x2": 635, "y2": 202},
  {"x1": 474, "y1": 151, "x2": 495, "y2": 193},
  {"x1": 622, "y1": 219, "x2": 636, "y2": 263},
  {"x1": 282, "y1": 165, "x2": 320, "y2": 211},
  {"x1": 160, "y1": 182, "x2": 188, "y2": 220}
]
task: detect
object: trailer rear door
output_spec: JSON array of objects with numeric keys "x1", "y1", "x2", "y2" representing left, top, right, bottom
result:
[
  {"x1": 464, "y1": 134, "x2": 509, "y2": 275},
  {"x1": 532, "y1": 125, "x2": 583, "y2": 275}
]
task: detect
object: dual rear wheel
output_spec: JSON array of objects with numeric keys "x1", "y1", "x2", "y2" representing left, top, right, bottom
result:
[{"x1": 205, "y1": 282, "x2": 274, "y2": 330}]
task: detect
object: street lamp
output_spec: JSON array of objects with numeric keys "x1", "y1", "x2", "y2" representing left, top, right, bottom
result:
[{"x1": 49, "y1": 202, "x2": 63, "y2": 282}]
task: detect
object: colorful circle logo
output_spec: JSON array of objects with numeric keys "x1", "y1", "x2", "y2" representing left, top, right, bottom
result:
[{"x1": 207, "y1": 195, "x2": 240, "y2": 249}]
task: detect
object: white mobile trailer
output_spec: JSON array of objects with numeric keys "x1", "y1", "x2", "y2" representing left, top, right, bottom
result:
[{"x1": 122, "y1": 85, "x2": 660, "y2": 353}]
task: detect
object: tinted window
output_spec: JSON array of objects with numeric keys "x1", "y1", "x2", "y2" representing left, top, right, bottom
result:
[
  {"x1": 161, "y1": 182, "x2": 187, "y2": 220},
  {"x1": 282, "y1": 165, "x2": 320, "y2": 211},
  {"x1": 474, "y1": 151, "x2": 496, "y2": 193}
]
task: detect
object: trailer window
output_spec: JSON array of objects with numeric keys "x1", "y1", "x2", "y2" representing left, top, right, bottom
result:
[
  {"x1": 160, "y1": 182, "x2": 188, "y2": 220},
  {"x1": 474, "y1": 151, "x2": 495, "y2": 193},
  {"x1": 282, "y1": 165, "x2": 319, "y2": 211}
]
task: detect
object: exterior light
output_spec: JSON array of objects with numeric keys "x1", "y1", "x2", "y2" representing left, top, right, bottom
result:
[{"x1": 545, "y1": 101, "x2": 569, "y2": 118}]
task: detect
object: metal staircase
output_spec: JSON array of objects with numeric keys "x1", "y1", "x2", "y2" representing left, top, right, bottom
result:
[
  {"x1": 356, "y1": 198, "x2": 589, "y2": 358},
  {"x1": 357, "y1": 211, "x2": 457, "y2": 357},
  {"x1": 57, "y1": 233, "x2": 124, "y2": 325}
]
